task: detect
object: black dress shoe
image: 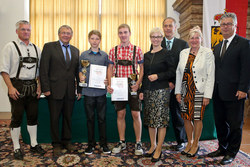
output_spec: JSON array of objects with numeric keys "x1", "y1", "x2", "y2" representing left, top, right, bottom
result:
[
  {"x1": 207, "y1": 149, "x2": 225, "y2": 157},
  {"x1": 53, "y1": 146, "x2": 62, "y2": 156},
  {"x1": 14, "y1": 149, "x2": 24, "y2": 160},
  {"x1": 181, "y1": 150, "x2": 189, "y2": 155},
  {"x1": 186, "y1": 146, "x2": 200, "y2": 157},
  {"x1": 144, "y1": 149, "x2": 155, "y2": 157},
  {"x1": 220, "y1": 155, "x2": 235, "y2": 165},
  {"x1": 176, "y1": 143, "x2": 185, "y2": 151},
  {"x1": 64, "y1": 144, "x2": 76, "y2": 152},
  {"x1": 151, "y1": 152, "x2": 162, "y2": 162},
  {"x1": 30, "y1": 144, "x2": 46, "y2": 155}
]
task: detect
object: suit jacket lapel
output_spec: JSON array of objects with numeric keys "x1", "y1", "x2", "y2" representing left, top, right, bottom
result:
[
  {"x1": 223, "y1": 35, "x2": 238, "y2": 59},
  {"x1": 56, "y1": 41, "x2": 67, "y2": 66},
  {"x1": 182, "y1": 48, "x2": 190, "y2": 65},
  {"x1": 194, "y1": 46, "x2": 203, "y2": 64},
  {"x1": 69, "y1": 46, "x2": 76, "y2": 68},
  {"x1": 171, "y1": 38, "x2": 178, "y2": 52},
  {"x1": 214, "y1": 42, "x2": 222, "y2": 62},
  {"x1": 161, "y1": 37, "x2": 166, "y2": 49}
]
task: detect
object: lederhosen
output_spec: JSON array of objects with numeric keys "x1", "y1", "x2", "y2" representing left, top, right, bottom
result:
[
  {"x1": 114, "y1": 45, "x2": 137, "y2": 91},
  {"x1": 9, "y1": 41, "x2": 39, "y2": 127},
  {"x1": 113, "y1": 45, "x2": 142, "y2": 111}
]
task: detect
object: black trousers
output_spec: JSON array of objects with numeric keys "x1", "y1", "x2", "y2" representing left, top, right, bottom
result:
[
  {"x1": 169, "y1": 89, "x2": 186, "y2": 144},
  {"x1": 84, "y1": 95, "x2": 107, "y2": 147},
  {"x1": 213, "y1": 90, "x2": 244, "y2": 157},
  {"x1": 9, "y1": 95, "x2": 38, "y2": 128},
  {"x1": 9, "y1": 79, "x2": 38, "y2": 128},
  {"x1": 48, "y1": 96, "x2": 75, "y2": 147}
]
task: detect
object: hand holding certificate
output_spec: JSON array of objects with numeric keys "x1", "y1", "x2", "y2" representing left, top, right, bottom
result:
[
  {"x1": 111, "y1": 77, "x2": 128, "y2": 101},
  {"x1": 89, "y1": 64, "x2": 107, "y2": 89}
]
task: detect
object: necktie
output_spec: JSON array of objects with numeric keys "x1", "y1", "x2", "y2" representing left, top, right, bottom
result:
[
  {"x1": 220, "y1": 40, "x2": 228, "y2": 59},
  {"x1": 166, "y1": 41, "x2": 171, "y2": 50},
  {"x1": 63, "y1": 45, "x2": 70, "y2": 67}
]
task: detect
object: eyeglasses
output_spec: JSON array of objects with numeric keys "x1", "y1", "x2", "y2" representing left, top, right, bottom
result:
[
  {"x1": 60, "y1": 32, "x2": 72, "y2": 35},
  {"x1": 150, "y1": 36, "x2": 163, "y2": 39},
  {"x1": 220, "y1": 23, "x2": 234, "y2": 27}
]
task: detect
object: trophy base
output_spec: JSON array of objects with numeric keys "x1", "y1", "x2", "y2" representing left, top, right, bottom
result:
[
  {"x1": 131, "y1": 92, "x2": 137, "y2": 96},
  {"x1": 79, "y1": 83, "x2": 88, "y2": 87}
]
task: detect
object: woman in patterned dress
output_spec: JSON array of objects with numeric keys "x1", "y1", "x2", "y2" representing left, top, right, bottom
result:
[
  {"x1": 175, "y1": 26, "x2": 215, "y2": 157},
  {"x1": 139, "y1": 27, "x2": 175, "y2": 162}
]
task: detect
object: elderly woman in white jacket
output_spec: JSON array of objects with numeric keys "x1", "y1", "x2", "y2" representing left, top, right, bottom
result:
[{"x1": 175, "y1": 26, "x2": 215, "y2": 157}]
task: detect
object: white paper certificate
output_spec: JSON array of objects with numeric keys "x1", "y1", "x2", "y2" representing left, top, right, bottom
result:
[
  {"x1": 89, "y1": 64, "x2": 107, "y2": 89},
  {"x1": 111, "y1": 77, "x2": 128, "y2": 101}
]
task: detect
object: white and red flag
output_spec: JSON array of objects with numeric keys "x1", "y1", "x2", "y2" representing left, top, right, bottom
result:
[{"x1": 202, "y1": 0, "x2": 248, "y2": 49}]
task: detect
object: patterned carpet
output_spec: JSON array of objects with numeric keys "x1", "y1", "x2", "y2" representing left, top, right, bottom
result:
[{"x1": 0, "y1": 120, "x2": 249, "y2": 167}]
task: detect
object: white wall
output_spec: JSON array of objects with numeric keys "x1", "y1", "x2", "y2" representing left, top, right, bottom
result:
[
  {"x1": 166, "y1": 0, "x2": 180, "y2": 38},
  {"x1": 0, "y1": 0, "x2": 29, "y2": 112}
]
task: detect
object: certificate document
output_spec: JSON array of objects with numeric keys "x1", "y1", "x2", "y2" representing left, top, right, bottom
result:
[
  {"x1": 89, "y1": 64, "x2": 107, "y2": 89},
  {"x1": 111, "y1": 77, "x2": 128, "y2": 101}
]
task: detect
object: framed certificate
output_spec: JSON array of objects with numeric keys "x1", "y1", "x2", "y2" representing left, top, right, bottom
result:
[
  {"x1": 88, "y1": 64, "x2": 107, "y2": 89},
  {"x1": 111, "y1": 77, "x2": 128, "y2": 101}
]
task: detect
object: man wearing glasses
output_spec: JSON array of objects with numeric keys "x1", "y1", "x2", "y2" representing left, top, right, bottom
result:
[
  {"x1": 207, "y1": 12, "x2": 250, "y2": 165},
  {"x1": 40, "y1": 25, "x2": 81, "y2": 156}
]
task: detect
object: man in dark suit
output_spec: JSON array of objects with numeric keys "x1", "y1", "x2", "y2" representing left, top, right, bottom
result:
[
  {"x1": 207, "y1": 13, "x2": 250, "y2": 165},
  {"x1": 156, "y1": 17, "x2": 188, "y2": 151},
  {"x1": 40, "y1": 25, "x2": 81, "y2": 156}
]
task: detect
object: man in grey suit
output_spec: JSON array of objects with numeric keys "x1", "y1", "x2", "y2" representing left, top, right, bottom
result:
[
  {"x1": 207, "y1": 13, "x2": 250, "y2": 165},
  {"x1": 40, "y1": 25, "x2": 81, "y2": 156},
  {"x1": 159, "y1": 17, "x2": 188, "y2": 151}
]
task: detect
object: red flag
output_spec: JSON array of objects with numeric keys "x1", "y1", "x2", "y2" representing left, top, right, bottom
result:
[{"x1": 226, "y1": 0, "x2": 248, "y2": 37}]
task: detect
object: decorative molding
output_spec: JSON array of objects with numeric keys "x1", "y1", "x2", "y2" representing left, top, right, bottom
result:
[
  {"x1": 172, "y1": 0, "x2": 203, "y2": 41},
  {"x1": 246, "y1": 0, "x2": 250, "y2": 39},
  {"x1": 173, "y1": 0, "x2": 250, "y2": 40}
]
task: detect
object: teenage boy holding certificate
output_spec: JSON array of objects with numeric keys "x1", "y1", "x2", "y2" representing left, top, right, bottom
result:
[
  {"x1": 107, "y1": 24, "x2": 144, "y2": 155},
  {"x1": 79, "y1": 30, "x2": 111, "y2": 155}
]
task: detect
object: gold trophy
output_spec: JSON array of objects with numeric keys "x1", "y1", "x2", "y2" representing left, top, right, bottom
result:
[
  {"x1": 79, "y1": 60, "x2": 90, "y2": 87},
  {"x1": 130, "y1": 74, "x2": 137, "y2": 95}
]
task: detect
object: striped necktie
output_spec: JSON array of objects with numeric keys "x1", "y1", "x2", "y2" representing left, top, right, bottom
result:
[{"x1": 166, "y1": 41, "x2": 171, "y2": 50}]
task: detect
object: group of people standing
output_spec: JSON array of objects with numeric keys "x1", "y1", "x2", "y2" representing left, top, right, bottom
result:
[{"x1": 0, "y1": 12, "x2": 249, "y2": 165}]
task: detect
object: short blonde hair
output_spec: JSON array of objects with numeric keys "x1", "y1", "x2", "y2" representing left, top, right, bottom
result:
[
  {"x1": 88, "y1": 30, "x2": 102, "y2": 40},
  {"x1": 118, "y1": 24, "x2": 131, "y2": 33},
  {"x1": 150, "y1": 27, "x2": 164, "y2": 37},
  {"x1": 188, "y1": 26, "x2": 203, "y2": 39}
]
